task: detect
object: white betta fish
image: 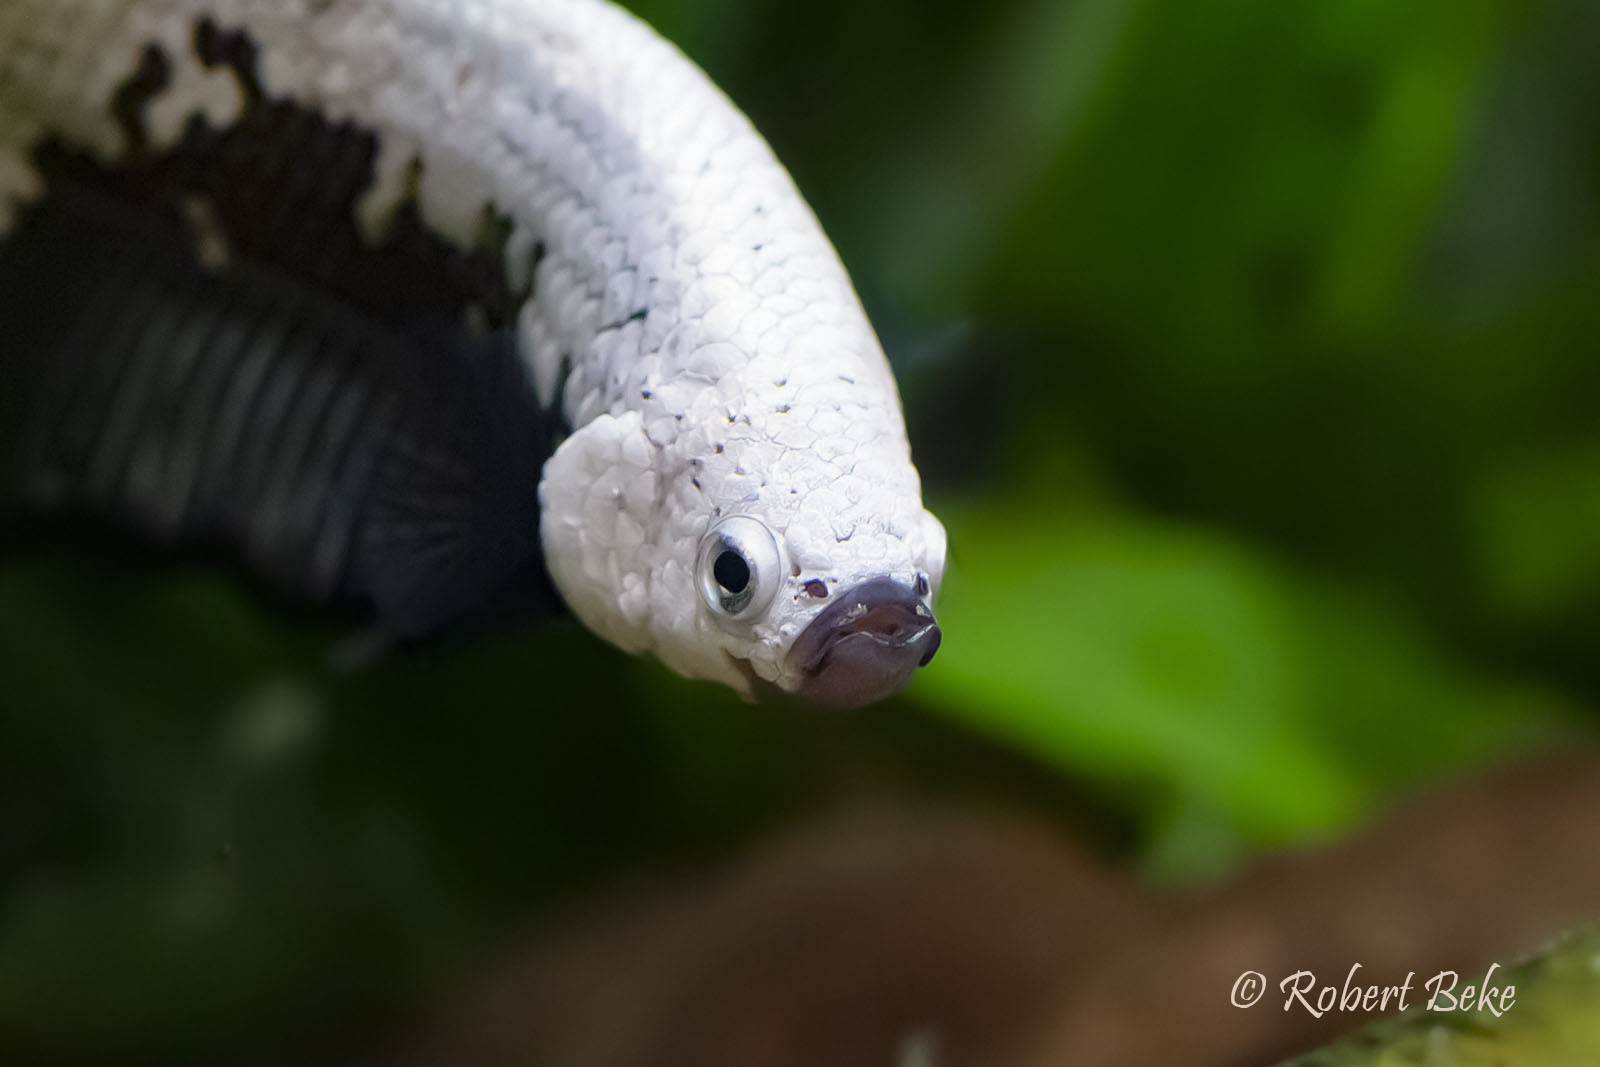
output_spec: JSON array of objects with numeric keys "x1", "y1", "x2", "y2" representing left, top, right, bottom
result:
[{"x1": 0, "y1": 0, "x2": 945, "y2": 707}]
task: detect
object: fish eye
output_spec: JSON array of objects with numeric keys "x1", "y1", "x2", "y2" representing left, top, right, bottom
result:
[{"x1": 697, "y1": 516, "x2": 783, "y2": 620}]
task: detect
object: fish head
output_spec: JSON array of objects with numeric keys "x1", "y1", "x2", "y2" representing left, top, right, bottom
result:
[{"x1": 539, "y1": 344, "x2": 945, "y2": 709}]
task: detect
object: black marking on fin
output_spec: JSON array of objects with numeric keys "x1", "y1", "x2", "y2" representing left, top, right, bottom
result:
[
  {"x1": 1, "y1": 19, "x2": 561, "y2": 636},
  {"x1": 111, "y1": 45, "x2": 171, "y2": 160},
  {"x1": 194, "y1": 16, "x2": 264, "y2": 107}
]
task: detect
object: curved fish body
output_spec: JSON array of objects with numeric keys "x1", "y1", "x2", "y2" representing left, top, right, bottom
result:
[{"x1": 0, "y1": 0, "x2": 945, "y2": 707}]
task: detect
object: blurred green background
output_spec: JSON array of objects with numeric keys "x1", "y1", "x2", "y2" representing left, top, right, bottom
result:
[{"x1": 3, "y1": 0, "x2": 1598, "y2": 1060}]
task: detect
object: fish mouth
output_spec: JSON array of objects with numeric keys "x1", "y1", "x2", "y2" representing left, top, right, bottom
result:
[{"x1": 786, "y1": 578, "x2": 942, "y2": 708}]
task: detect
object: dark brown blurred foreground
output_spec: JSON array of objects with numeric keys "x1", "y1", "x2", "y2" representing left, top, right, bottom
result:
[{"x1": 375, "y1": 752, "x2": 1600, "y2": 1067}]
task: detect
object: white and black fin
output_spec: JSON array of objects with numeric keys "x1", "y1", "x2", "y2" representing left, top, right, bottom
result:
[{"x1": 0, "y1": 18, "x2": 559, "y2": 636}]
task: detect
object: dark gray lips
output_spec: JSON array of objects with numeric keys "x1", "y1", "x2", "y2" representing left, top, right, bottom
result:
[{"x1": 787, "y1": 578, "x2": 941, "y2": 708}]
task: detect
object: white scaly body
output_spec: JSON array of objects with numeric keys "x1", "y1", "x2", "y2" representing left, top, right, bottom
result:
[{"x1": 0, "y1": 0, "x2": 945, "y2": 699}]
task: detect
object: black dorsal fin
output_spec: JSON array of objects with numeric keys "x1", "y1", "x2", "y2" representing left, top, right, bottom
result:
[{"x1": 1, "y1": 19, "x2": 560, "y2": 637}]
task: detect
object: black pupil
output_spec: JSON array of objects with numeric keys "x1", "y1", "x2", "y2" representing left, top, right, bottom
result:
[{"x1": 713, "y1": 549, "x2": 751, "y2": 594}]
